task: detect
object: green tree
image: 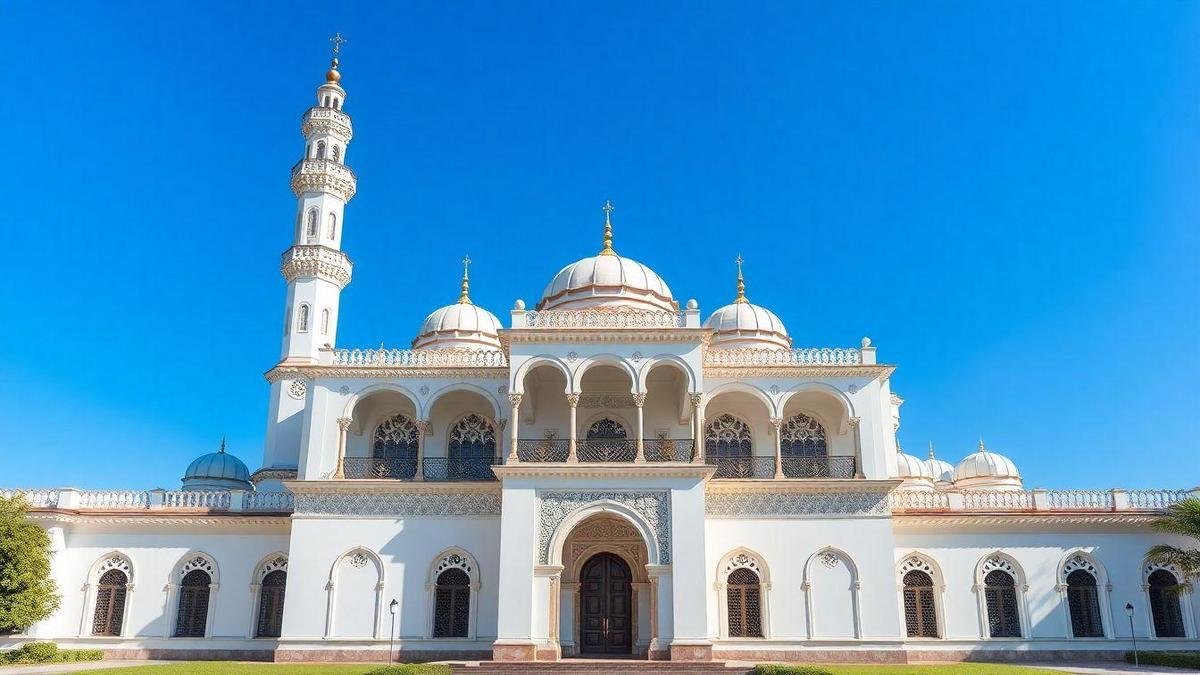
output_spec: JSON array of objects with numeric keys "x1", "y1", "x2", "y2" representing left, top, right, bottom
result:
[
  {"x1": 0, "y1": 495, "x2": 60, "y2": 633},
  {"x1": 1146, "y1": 497, "x2": 1200, "y2": 581}
]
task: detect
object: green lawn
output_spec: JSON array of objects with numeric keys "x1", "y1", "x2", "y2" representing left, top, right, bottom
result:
[{"x1": 65, "y1": 662, "x2": 1069, "y2": 675}]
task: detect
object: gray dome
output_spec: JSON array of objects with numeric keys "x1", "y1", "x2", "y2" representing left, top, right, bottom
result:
[{"x1": 182, "y1": 440, "x2": 253, "y2": 491}]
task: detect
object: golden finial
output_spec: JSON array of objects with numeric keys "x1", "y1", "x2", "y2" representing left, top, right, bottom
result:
[
  {"x1": 326, "y1": 33, "x2": 346, "y2": 83},
  {"x1": 599, "y1": 200, "x2": 616, "y2": 256},
  {"x1": 734, "y1": 254, "x2": 748, "y2": 303},
  {"x1": 458, "y1": 255, "x2": 473, "y2": 304}
]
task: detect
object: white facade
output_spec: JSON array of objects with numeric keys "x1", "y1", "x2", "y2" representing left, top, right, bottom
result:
[{"x1": 5, "y1": 55, "x2": 1199, "y2": 665}]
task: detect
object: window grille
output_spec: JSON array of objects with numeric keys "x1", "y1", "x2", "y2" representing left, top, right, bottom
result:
[
  {"x1": 433, "y1": 568, "x2": 471, "y2": 638},
  {"x1": 705, "y1": 414, "x2": 752, "y2": 458},
  {"x1": 374, "y1": 415, "x2": 419, "y2": 458},
  {"x1": 586, "y1": 418, "x2": 627, "y2": 439},
  {"x1": 902, "y1": 570, "x2": 938, "y2": 637},
  {"x1": 726, "y1": 567, "x2": 763, "y2": 638},
  {"x1": 91, "y1": 569, "x2": 127, "y2": 636},
  {"x1": 174, "y1": 569, "x2": 211, "y2": 637},
  {"x1": 1148, "y1": 569, "x2": 1186, "y2": 638},
  {"x1": 983, "y1": 569, "x2": 1021, "y2": 638},
  {"x1": 780, "y1": 413, "x2": 827, "y2": 457},
  {"x1": 1065, "y1": 569, "x2": 1103, "y2": 638},
  {"x1": 256, "y1": 570, "x2": 287, "y2": 638}
]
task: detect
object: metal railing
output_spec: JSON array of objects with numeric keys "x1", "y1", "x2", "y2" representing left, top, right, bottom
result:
[
  {"x1": 644, "y1": 439, "x2": 695, "y2": 462},
  {"x1": 781, "y1": 455, "x2": 857, "y2": 479},
  {"x1": 332, "y1": 348, "x2": 507, "y2": 367},
  {"x1": 577, "y1": 440, "x2": 638, "y2": 463},
  {"x1": 522, "y1": 309, "x2": 686, "y2": 329},
  {"x1": 341, "y1": 456, "x2": 417, "y2": 480},
  {"x1": 889, "y1": 488, "x2": 1196, "y2": 514},
  {"x1": 421, "y1": 457, "x2": 500, "y2": 481},
  {"x1": 704, "y1": 347, "x2": 864, "y2": 366},
  {"x1": 709, "y1": 456, "x2": 777, "y2": 479},
  {"x1": 516, "y1": 439, "x2": 570, "y2": 463}
]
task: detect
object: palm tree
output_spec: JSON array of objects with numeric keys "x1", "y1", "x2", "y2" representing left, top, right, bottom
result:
[{"x1": 1146, "y1": 497, "x2": 1200, "y2": 580}]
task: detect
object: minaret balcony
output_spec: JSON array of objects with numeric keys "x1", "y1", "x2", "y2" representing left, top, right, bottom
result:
[
  {"x1": 290, "y1": 159, "x2": 357, "y2": 202},
  {"x1": 281, "y1": 245, "x2": 353, "y2": 287},
  {"x1": 301, "y1": 107, "x2": 353, "y2": 142}
]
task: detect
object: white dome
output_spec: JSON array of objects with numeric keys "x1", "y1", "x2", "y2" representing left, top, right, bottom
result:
[
  {"x1": 705, "y1": 301, "x2": 791, "y2": 350},
  {"x1": 539, "y1": 253, "x2": 676, "y2": 312},
  {"x1": 926, "y1": 456, "x2": 955, "y2": 484},
  {"x1": 953, "y1": 440, "x2": 1022, "y2": 489},
  {"x1": 896, "y1": 451, "x2": 935, "y2": 480},
  {"x1": 413, "y1": 302, "x2": 502, "y2": 350}
]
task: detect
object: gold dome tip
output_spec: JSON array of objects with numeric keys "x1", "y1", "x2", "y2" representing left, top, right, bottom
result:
[{"x1": 325, "y1": 58, "x2": 341, "y2": 83}]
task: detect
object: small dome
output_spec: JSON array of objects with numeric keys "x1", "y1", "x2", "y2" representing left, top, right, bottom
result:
[
  {"x1": 953, "y1": 439, "x2": 1022, "y2": 489},
  {"x1": 182, "y1": 440, "x2": 252, "y2": 491},
  {"x1": 537, "y1": 203, "x2": 677, "y2": 313},
  {"x1": 896, "y1": 451, "x2": 935, "y2": 480},
  {"x1": 413, "y1": 257, "x2": 503, "y2": 350},
  {"x1": 705, "y1": 257, "x2": 790, "y2": 350},
  {"x1": 925, "y1": 442, "x2": 955, "y2": 484}
]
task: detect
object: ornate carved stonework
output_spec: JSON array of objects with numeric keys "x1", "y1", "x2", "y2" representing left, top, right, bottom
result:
[
  {"x1": 537, "y1": 490, "x2": 671, "y2": 565},
  {"x1": 290, "y1": 159, "x2": 357, "y2": 202},
  {"x1": 294, "y1": 491, "x2": 501, "y2": 517},
  {"x1": 705, "y1": 490, "x2": 890, "y2": 517},
  {"x1": 578, "y1": 393, "x2": 636, "y2": 409},
  {"x1": 281, "y1": 245, "x2": 353, "y2": 288}
]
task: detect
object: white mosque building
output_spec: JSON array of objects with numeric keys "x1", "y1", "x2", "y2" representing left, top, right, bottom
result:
[{"x1": 4, "y1": 52, "x2": 1199, "y2": 666}]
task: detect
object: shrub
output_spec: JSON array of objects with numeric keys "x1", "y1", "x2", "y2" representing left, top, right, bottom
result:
[
  {"x1": 0, "y1": 643, "x2": 103, "y2": 664},
  {"x1": 0, "y1": 495, "x2": 61, "y2": 632},
  {"x1": 1125, "y1": 651, "x2": 1200, "y2": 669},
  {"x1": 364, "y1": 665, "x2": 453, "y2": 675},
  {"x1": 753, "y1": 666, "x2": 835, "y2": 675}
]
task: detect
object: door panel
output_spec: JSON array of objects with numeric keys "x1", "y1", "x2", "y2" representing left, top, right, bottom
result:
[{"x1": 578, "y1": 553, "x2": 633, "y2": 654}]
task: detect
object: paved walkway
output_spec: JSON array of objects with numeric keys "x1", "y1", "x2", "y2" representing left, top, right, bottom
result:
[
  {"x1": 0, "y1": 661, "x2": 169, "y2": 674},
  {"x1": 1027, "y1": 663, "x2": 1198, "y2": 674}
]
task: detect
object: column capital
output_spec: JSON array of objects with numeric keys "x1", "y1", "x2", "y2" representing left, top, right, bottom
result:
[
  {"x1": 847, "y1": 416, "x2": 861, "y2": 428},
  {"x1": 689, "y1": 392, "x2": 704, "y2": 407},
  {"x1": 415, "y1": 420, "x2": 431, "y2": 435},
  {"x1": 565, "y1": 393, "x2": 581, "y2": 408},
  {"x1": 769, "y1": 417, "x2": 783, "y2": 430},
  {"x1": 632, "y1": 393, "x2": 648, "y2": 408},
  {"x1": 337, "y1": 417, "x2": 353, "y2": 431},
  {"x1": 507, "y1": 392, "x2": 523, "y2": 407}
]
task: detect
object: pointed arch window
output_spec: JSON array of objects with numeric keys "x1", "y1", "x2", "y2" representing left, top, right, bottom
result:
[
  {"x1": 316, "y1": 140, "x2": 327, "y2": 159},
  {"x1": 91, "y1": 569, "x2": 128, "y2": 636},
  {"x1": 327, "y1": 212, "x2": 337, "y2": 240},
  {"x1": 306, "y1": 209, "x2": 319, "y2": 243},
  {"x1": 1065, "y1": 569, "x2": 1103, "y2": 638},
  {"x1": 705, "y1": 414, "x2": 752, "y2": 458},
  {"x1": 433, "y1": 568, "x2": 471, "y2": 638},
  {"x1": 256, "y1": 570, "x2": 287, "y2": 638},
  {"x1": 175, "y1": 569, "x2": 211, "y2": 637},
  {"x1": 903, "y1": 570, "x2": 938, "y2": 637},
  {"x1": 320, "y1": 308, "x2": 330, "y2": 336},
  {"x1": 447, "y1": 414, "x2": 496, "y2": 480},
  {"x1": 369, "y1": 414, "x2": 419, "y2": 479},
  {"x1": 331, "y1": 145, "x2": 341, "y2": 163},
  {"x1": 297, "y1": 304, "x2": 310, "y2": 333},
  {"x1": 726, "y1": 567, "x2": 763, "y2": 638},
  {"x1": 1148, "y1": 569, "x2": 1186, "y2": 638},
  {"x1": 780, "y1": 413, "x2": 827, "y2": 456},
  {"x1": 983, "y1": 569, "x2": 1021, "y2": 637}
]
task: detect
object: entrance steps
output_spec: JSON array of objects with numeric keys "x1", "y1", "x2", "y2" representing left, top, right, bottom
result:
[{"x1": 451, "y1": 662, "x2": 750, "y2": 675}]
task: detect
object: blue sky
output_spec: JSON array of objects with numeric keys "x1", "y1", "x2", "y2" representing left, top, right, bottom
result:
[{"x1": 2, "y1": 2, "x2": 1197, "y2": 489}]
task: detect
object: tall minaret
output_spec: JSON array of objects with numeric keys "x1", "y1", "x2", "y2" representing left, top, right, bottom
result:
[
  {"x1": 279, "y1": 33, "x2": 356, "y2": 362},
  {"x1": 260, "y1": 36, "x2": 357, "y2": 483}
]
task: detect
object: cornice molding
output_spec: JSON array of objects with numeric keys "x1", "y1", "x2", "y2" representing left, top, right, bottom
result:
[
  {"x1": 27, "y1": 512, "x2": 291, "y2": 528},
  {"x1": 893, "y1": 513, "x2": 1160, "y2": 530},
  {"x1": 705, "y1": 479, "x2": 901, "y2": 495},
  {"x1": 492, "y1": 463, "x2": 714, "y2": 481}
]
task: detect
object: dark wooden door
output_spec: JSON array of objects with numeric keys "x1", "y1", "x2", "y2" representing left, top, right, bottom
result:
[{"x1": 579, "y1": 553, "x2": 632, "y2": 654}]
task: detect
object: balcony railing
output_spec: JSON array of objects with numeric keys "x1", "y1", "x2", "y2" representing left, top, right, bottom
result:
[
  {"x1": 332, "y1": 348, "x2": 507, "y2": 367},
  {"x1": 421, "y1": 457, "x2": 500, "y2": 481},
  {"x1": 644, "y1": 439, "x2": 696, "y2": 462},
  {"x1": 522, "y1": 309, "x2": 686, "y2": 329},
  {"x1": 782, "y1": 456, "x2": 857, "y2": 479},
  {"x1": 889, "y1": 488, "x2": 1195, "y2": 513},
  {"x1": 1, "y1": 489, "x2": 293, "y2": 513},
  {"x1": 342, "y1": 456, "x2": 417, "y2": 480},
  {"x1": 709, "y1": 456, "x2": 777, "y2": 479},
  {"x1": 578, "y1": 440, "x2": 637, "y2": 463},
  {"x1": 516, "y1": 439, "x2": 570, "y2": 463},
  {"x1": 704, "y1": 347, "x2": 864, "y2": 367}
]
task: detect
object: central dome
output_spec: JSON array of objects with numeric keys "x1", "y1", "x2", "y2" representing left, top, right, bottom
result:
[
  {"x1": 705, "y1": 258, "x2": 791, "y2": 350},
  {"x1": 537, "y1": 203, "x2": 677, "y2": 313},
  {"x1": 413, "y1": 258, "x2": 502, "y2": 350}
]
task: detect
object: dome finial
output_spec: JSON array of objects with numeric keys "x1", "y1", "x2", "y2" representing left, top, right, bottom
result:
[
  {"x1": 734, "y1": 254, "x2": 749, "y2": 303},
  {"x1": 458, "y1": 255, "x2": 473, "y2": 304},
  {"x1": 218, "y1": 435, "x2": 227, "y2": 454},
  {"x1": 599, "y1": 200, "x2": 616, "y2": 256},
  {"x1": 978, "y1": 435, "x2": 987, "y2": 453},
  {"x1": 928, "y1": 440, "x2": 936, "y2": 460},
  {"x1": 326, "y1": 32, "x2": 346, "y2": 83}
]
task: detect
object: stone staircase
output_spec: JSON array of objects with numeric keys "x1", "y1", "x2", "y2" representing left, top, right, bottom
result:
[{"x1": 450, "y1": 661, "x2": 751, "y2": 675}]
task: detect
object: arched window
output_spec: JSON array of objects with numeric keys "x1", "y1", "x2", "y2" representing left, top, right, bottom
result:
[
  {"x1": 983, "y1": 569, "x2": 1021, "y2": 637},
  {"x1": 1148, "y1": 568, "x2": 1186, "y2": 638},
  {"x1": 283, "y1": 307, "x2": 291, "y2": 336},
  {"x1": 433, "y1": 568, "x2": 471, "y2": 638},
  {"x1": 175, "y1": 569, "x2": 211, "y2": 637},
  {"x1": 726, "y1": 567, "x2": 763, "y2": 638},
  {"x1": 586, "y1": 417, "x2": 627, "y2": 440},
  {"x1": 91, "y1": 568, "x2": 128, "y2": 636},
  {"x1": 780, "y1": 413, "x2": 827, "y2": 456},
  {"x1": 306, "y1": 209, "x2": 318, "y2": 243},
  {"x1": 297, "y1": 304, "x2": 310, "y2": 333},
  {"x1": 320, "y1": 308, "x2": 330, "y2": 335},
  {"x1": 256, "y1": 570, "x2": 287, "y2": 638},
  {"x1": 316, "y1": 140, "x2": 326, "y2": 159},
  {"x1": 370, "y1": 414, "x2": 420, "y2": 479},
  {"x1": 331, "y1": 145, "x2": 341, "y2": 163},
  {"x1": 322, "y1": 95, "x2": 331, "y2": 107},
  {"x1": 327, "y1": 212, "x2": 337, "y2": 240},
  {"x1": 903, "y1": 570, "x2": 938, "y2": 637},
  {"x1": 447, "y1": 415, "x2": 496, "y2": 479},
  {"x1": 705, "y1": 414, "x2": 752, "y2": 457},
  {"x1": 1066, "y1": 569, "x2": 1103, "y2": 638},
  {"x1": 333, "y1": 97, "x2": 341, "y2": 110}
]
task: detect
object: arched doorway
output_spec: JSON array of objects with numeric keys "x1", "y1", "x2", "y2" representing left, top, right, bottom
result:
[{"x1": 578, "y1": 553, "x2": 632, "y2": 655}]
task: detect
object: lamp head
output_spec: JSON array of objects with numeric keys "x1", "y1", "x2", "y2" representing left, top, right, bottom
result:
[
  {"x1": 389, "y1": 599, "x2": 399, "y2": 614},
  {"x1": 1125, "y1": 602, "x2": 1134, "y2": 617}
]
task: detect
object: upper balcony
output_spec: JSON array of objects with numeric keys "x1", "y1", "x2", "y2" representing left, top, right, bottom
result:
[
  {"x1": 290, "y1": 158, "x2": 357, "y2": 202},
  {"x1": 302, "y1": 106, "x2": 353, "y2": 142}
]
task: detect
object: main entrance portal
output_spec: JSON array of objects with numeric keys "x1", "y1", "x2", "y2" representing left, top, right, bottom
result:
[{"x1": 578, "y1": 553, "x2": 632, "y2": 654}]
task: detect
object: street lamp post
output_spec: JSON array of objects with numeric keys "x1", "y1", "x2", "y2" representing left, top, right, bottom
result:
[
  {"x1": 389, "y1": 599, "x2": 399, "y2": 664},
  {"x1": 1125, "y1": 602, "x2": 1139, "y2": 666}
]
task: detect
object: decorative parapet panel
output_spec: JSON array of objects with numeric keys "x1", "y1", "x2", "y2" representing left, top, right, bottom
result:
[
  {"x1": 281, "y1": 245, "x2": 353, "y2": 288},
  {"x1": 290, "y1": 158, "x2": 357, "y2": 202},
  {"x1": 332, "y1": 348, "x2": 507, "y2": 367},
  {"x1": 704, "y1": 347, "x2": 864, "y2": 367},
  {"x1": 522, "y1": 309, "x2": 686, "y2": 329},
  {"x1": 889, "y1": 488, "x2": 1195, "y2": 513},
  {"x1": 1, "y1": 488, "x2": 294, "y2": 513},
  {"x1": 302, "y1": 107, "x2": 353, "y2": 142}
]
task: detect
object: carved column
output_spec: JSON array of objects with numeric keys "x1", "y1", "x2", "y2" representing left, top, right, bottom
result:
[
  {"x1": 566, "y1": 393, "x2": 580, "y2": 462},
  {"x1": 496, "y1": 418, "x2": 508, "y2": 465},
  {"x1": 414, "y1": 420, "x2": 430, "y2": 481},
  {"x1": 507, "y1": 393, "x2": 522, "y2": 462},
  {"x1": 690, "y1": 393, "x2": 704, "y2": 463},
  {"x1": 848, "y1": 417, "x2": 864, "y2": 478},
  {"x1": 770, "y1": 417, "x2": 784, "y2": 479},
  {"x1": 335, "y1": 417, "x2": 352, "y2": 478},
  {"x1": 633, "y1": 393, "x2": 647, "y2": 463}
]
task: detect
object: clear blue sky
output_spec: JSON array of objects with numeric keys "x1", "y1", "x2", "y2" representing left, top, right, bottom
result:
[{"x1": 2, "y1": 2, "x2": 1197, "y2": 490}]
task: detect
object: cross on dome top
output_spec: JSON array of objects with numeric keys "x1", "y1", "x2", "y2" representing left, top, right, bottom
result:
[
  {"x1": 325, "y1": 32, "x2": 346, "y2": 83},
  {"x1": 734, "y1": 254, "x2": 748, "y2": 304},
  {"x1": 599, "y1": 200, "x2": 616, "y2": 256},
  {"x1": 458, "y1": 255, "x2": 473, "y2": 304}
]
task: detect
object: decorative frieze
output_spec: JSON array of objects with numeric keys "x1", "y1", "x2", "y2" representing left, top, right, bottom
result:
[
  {"x1": 333, "y1": 348, "x2": 507, "y2": 368},
  {"x1": 293, "y1": 490, "x2": 501, "y2": 517},
  {"x1": 537, "y1": 490, "x2": 671, "y2": 564},
  {"x1": 705, "y1": 489, "x2": 891, "y2": 518},
  {"x1": 281, "y1": 245, "x2": 353, "y2": 288},
  {"x1": 290, "y1": 159, "x2": 357, "y2": 202},
  {"x1": 704, "y1": 347, "x2": 863, "y2": 367},
  {"x1": 524, "y1": 309, "x2": 685, "y2": 329}
]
